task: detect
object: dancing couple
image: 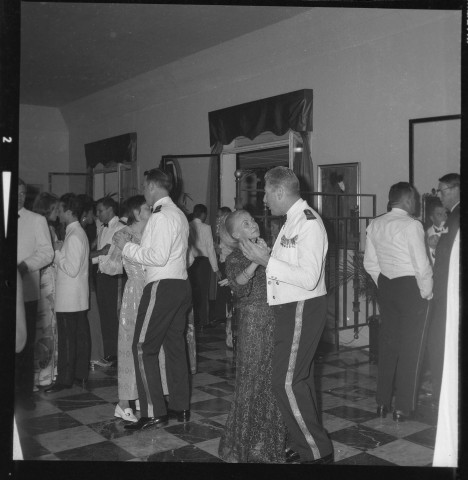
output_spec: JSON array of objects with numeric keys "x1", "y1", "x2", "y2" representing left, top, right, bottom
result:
[{"x1": 218, "y1": 166, "x2": 334, "y2": 464}]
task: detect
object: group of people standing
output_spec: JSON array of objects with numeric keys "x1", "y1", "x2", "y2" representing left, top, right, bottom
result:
[
  {"x1": 16, "y1": 167, "x2": 459, "y2": 465},
  {"x1": 364, "y1": 174, "x2": 459, "y2": 466}
]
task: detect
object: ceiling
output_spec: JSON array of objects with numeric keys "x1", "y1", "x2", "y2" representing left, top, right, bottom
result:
[{"x1": 20, "y1": 2, "x2": 314, "y2": 107}]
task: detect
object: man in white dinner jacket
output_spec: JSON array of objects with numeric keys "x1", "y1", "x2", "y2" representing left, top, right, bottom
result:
[
  {"x1": 45, "y1": 194, "x2": 90, "y2": 393},
  {"x1": 17, "y1": 178, "x2": 54, "y2": 410}
]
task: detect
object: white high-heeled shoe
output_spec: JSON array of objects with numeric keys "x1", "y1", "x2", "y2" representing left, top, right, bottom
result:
[{"x1": 114, "y1": 404, "x2": 137, "y2": 423}]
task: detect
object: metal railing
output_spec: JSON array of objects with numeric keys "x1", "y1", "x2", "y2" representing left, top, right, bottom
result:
[{"x1": 237, "y1": 186, "x2": 377, "y2": 352}]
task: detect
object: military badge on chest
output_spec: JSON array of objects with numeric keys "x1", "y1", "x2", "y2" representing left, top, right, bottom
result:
[{"x1": 280, "y1": 234, "x2": 298, "y2": 248}]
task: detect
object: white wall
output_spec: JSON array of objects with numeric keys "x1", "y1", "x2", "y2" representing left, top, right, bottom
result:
[
  {"x1": 61, "y1": 8, "x2": 460, "y2": 217},
  {"x1": 19, "y1": 104, "x2": 70, "y2": 193},
  {"x1": 53, "y1": 7, "x2": 461, "y2": 349}
]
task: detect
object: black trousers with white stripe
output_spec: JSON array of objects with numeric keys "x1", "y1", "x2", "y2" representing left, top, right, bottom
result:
[
  {"x1": 132, "y1": 279, "x2": 192, "y2": 418},
  {"x1": 272, "y1": 295, "x2": 333, "y2": 462},
  {"x1": 376, "y1": 274, "x2": 430, "y2": 415},
  {"x1": 96, "y1": 272, "x2": 123, "y2": 358}
]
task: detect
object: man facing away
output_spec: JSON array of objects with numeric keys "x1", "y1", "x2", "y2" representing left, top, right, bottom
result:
[
  {"x1": 114, "y1": 168, "x2": 192, "y2": 430},
  {"x1": 240, "y1": 166, "x2": 334, "y2": 464},
  {"x1": 17, "y1": 178, "x2": 54, "y2": 410},
  {"x1": 188, "y1": 204, "x2": 221, "y2": 329},
  {"x1": 426, "y1": 173, "x2": 460, "y2": 406},
  {"x1": 91, "y1": 196, "x2": 125, "y2": 363},
  {"x1": 364, "y1": 182, "x2": 432, "y2": 422}
]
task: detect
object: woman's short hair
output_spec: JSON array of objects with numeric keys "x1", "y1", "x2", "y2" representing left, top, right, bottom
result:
[
  {"x1": 218, "y1": 210, "x2": 248, "y2": 251},
  {"x1": 32, "y1": 192, "x2": 58, "y2": 218},
  {"x1": 126, "y1": 195, "x2": 148, "y2": 226},
  {"x1": 264, "y1": 166, "x2": 300, "y2": 195}
]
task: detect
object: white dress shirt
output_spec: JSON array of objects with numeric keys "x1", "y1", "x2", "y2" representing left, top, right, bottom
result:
[
  {"x1": 364, "y1": 208, "x2": 433, "y2": 299},
  {"x1": 122, "y1": 196, "x2": 189, "y2": 284},
  {"x1": 266, "y1": 199, "x2": 328, "y2": 306},
  {"x1": 17, "y1": 207, "x2": 54, "y2": 302},
  {"x1": 93, "y1": 215, "x2": 125, "y2": 275},
  {"x1": 189, "y1": 218, "x2": 219, "y2": 272},
  {"x1": 54, "y1": 221, "x2": 90, "y2": 312}
]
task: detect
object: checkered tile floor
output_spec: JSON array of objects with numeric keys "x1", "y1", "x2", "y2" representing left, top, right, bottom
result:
[{"x1": 15, "y1": 323, "x2": 438, "y2": 464}]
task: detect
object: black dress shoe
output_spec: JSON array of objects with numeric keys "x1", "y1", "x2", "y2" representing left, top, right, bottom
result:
[
  {"x1": 104, "y1": 355, "x2": 117, "y2": 364},
  {"x1": 167, "y1": 408, "x2": 190, "y2": 423},
  {"x1": 392, "y1": 410, "x2": 408, "y2": 422},
  {"x1": 285, "y1": 449, "x2": 301, "y2": 463},
  {"x1": 376, "y1": 405, "x2": 388, "y2": 418},
  {"x1": 124, "y1": 415, "x2": 169, "y2": 430},
  {"x1": 44, "y1": 383, "x2": 72, "y2": 394},
  {"x1": 301, "y1": 453, "x2": 334, "y2": 465}
]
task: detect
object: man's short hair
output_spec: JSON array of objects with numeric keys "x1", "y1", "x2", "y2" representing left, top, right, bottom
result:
[
  {"x1": 388, "y1": 182, "x2": 415, "y2": 206},
  {"x1": 144, "y1": 168, "x2": 172, "y2": 192},
  {"x1": 193, "y1": 204, "x2": 207, "y2": 218},
  {"x1": 439, "y1": 173, "x2": 460, "y2": 189},
  {"x1": 60, "y1": 193, "x2": 84, "y2": 220},
  {"x1": 96, "y1": 195, "x2": 117, "y2": 214},
  {"x1": 264, "y1": 166, "x2": 300, "y2": 195},
  {"x1": 18, "y1": 177, "x2": 26, "y2": 188}
]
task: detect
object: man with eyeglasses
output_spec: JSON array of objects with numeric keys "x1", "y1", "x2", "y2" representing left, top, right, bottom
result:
[{"x1": 426, "y1": 173, "x2": 460, "y2": 407}]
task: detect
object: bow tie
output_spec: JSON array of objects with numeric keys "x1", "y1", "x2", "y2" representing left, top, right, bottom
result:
[
  {"x1": 102, "y1": 223, "x2": 109, "y2": 228},
  {"x1": 433, "y1": 226, "x2": 445, "y2": 233}
]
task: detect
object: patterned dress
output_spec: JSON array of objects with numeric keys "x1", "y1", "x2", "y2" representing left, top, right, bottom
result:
[
  {"x1": 218, "y1": 249, "x2": 286, "y2": 463},
  {"x1": 34, "y1": 226, "x2": 58, "y2": 387}
]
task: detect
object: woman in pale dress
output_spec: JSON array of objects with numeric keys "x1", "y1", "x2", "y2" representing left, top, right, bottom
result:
[
  {"x1": 113, "y1": 195, "x2": 171, "y2": 422},
  {"x1": 32, "y1": 192, "x2": 60, "y2": 388}
]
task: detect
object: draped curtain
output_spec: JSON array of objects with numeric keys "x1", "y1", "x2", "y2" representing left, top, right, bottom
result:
[
  {"x1": 209, "y1": 89, "x2": 314, "y2": 193},
  {"x1": 294, "y1": 131, "x2": 314, "y2": 194}
]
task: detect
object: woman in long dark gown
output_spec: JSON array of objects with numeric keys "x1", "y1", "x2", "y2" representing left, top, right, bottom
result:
[{"x1": 218, "y1": 210, "x2": 286, "y2": 463}]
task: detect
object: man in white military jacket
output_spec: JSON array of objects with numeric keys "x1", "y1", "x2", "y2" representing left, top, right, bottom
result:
[{"x1": 240, "y1": 166, "x2": 333, "y2": 465}]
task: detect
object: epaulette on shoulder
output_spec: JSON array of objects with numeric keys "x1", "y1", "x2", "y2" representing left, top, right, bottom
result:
[
  {"x1": 304, "y1": 209, "x2": 316, "y2": 220},
  {"x1": 153, "y1": 205, "x2": 162, "y2": 214}
]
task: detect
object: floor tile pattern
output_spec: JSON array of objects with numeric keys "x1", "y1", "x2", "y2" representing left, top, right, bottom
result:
[{"x1": 15, "y1": 323, "x2": 439, "y2": 465}]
